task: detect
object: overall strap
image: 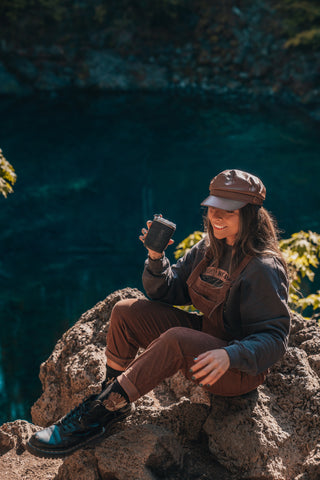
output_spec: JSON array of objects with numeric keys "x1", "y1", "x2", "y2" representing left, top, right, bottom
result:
[
  {"x1": 229, "y1": 255, "x2": 253, "y2": 282},
  {"x1": 186, "y1": 255, "x2": 210, "y2": 287}
]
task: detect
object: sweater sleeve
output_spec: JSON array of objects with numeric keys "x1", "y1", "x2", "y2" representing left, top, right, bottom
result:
[
  {"x1": 142, "y1": 238, "x2": 207, "y2": 305},
  {"x1": 223, "y1": 256, "x2": 291, "y2": 375}
]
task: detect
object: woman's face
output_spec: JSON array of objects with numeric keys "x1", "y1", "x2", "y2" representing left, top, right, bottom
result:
[{"x1": 207, "y1": 207, "x2": 240, "y2": 246}]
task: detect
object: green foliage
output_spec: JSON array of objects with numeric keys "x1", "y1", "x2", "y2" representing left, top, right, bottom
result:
[
  {"x1": 174, "y1": 231, "x2": 206, "y2": 260},
  {"x1": 291, "y1": 292, "x2": 320, "y2": 314},
  {"x1": 276, "y1": 0, "x2": 320, "y2": 49},
  {"x1": 0, "y1": 149, "x2": 16, "y2": 198},
  {"x1": 279, "y1": 231, "x2": 320, "y2": 316},
  {"x1": 279, "y1": 231, "x2": 320, "y2": 286},
  {"x1": 174, "y1": 231, "x2": 206, "y2": 313},
  {"x1": 175, "y1": 230, "x2": 320, "y2": 318},
  {"x1": 284, "y1": 28, "x2": 320, "y2": 48}
]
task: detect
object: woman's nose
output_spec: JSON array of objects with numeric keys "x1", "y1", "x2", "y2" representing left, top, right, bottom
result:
[{"x1": 212, "y1": 210, "x2": 223, "y2": 219}]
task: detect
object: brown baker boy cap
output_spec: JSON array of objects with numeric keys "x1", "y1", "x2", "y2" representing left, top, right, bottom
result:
[{"x1": 201, "y1": 169, "x2": 266, "y2": 211}]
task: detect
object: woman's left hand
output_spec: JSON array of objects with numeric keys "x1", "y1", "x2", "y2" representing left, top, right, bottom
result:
[{"x1": 190, "y1": 349, "x2": 230, "y2": 386}]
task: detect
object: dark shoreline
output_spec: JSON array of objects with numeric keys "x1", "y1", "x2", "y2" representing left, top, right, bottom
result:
[{"x1": 1, "y1": 85, "x2": 319, "y2": 124}]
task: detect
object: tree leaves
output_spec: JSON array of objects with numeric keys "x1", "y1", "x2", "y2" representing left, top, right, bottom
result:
[
  {"x1": 0, "y1": 149, "x2": 17, "y2": 198},
  {"x1": 279, "y1": 230, "x2": 320, "y2": 317},
  {"x1": 276, "y1": 0, "x2": 320, "y2": 49},
  {"x1": 174, "y1": 231, "x2": 206, "y2": 260}
]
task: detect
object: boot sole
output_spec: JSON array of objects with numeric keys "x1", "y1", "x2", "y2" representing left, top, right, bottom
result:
[
  {"x1": 26, "y1": 426, "x2": 106, "y2": 458},
  {"x1": 26, "y1": 407, "x2": 133, "y2": 458}
]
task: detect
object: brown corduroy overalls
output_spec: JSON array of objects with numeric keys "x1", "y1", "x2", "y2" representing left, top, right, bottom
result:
[{"x1": 107, "y1": 254, "x2": 267, "y2": 402}]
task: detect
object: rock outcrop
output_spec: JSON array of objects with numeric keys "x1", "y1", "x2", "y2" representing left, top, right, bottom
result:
[{"x1": 1, "y1": 287, "x2": 320, "y2": 479}]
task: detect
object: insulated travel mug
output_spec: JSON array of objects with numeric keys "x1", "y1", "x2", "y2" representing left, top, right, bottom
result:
[{"x1": 144, "y1": 215, "x2": 176, "y2": 253}]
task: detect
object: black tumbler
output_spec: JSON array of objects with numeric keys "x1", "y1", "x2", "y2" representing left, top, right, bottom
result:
[{"x1": 144, "y1": 215, "x2": 176, "y2": 253}]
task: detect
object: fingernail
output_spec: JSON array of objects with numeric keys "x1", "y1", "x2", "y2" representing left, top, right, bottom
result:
[
  {"x1": 194, "y1": 357, "x2": 198, "y2": 361},
  {"x1": 189, "y1": 368, "x2": 193, "y2": 373},
  {"x1": 199, "y1": 383, "x2": 203, "y2": 387},
  {"x1": 191, "y1": 376, "x2": 196, "y2": 381}
]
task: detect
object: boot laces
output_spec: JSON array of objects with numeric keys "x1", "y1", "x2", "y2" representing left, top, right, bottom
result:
[
  {"x1": 58, "y1": 395, "x2": 97, "y2": 432},
  {"x1": 100, "y1": 376, "x2": 115, "y2": 391}
]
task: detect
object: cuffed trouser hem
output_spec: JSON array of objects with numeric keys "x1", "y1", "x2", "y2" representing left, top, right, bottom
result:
[{"x1": 105, "y1": 348, "x2": 135, "y2": 370}]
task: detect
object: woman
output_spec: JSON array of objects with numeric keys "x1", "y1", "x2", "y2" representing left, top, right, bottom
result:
[{"x1": 28, "y1": 169, "x2": 291, "y2": 457}]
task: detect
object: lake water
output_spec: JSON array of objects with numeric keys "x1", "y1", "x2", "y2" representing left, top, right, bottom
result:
[{"x1": 0, "y1": 92, "x2": 319, "y2": 424}]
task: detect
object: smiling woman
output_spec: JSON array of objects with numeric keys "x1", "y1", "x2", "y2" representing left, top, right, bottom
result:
[{"x1": 27, "y1": 168, "x2": 291, "y2": 458}]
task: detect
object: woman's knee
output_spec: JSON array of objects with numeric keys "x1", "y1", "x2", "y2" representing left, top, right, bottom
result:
[
  {"x1": 110, "y1": 298, "x2": 139, "y2": 327},
  {"x1": 159, "y1": 327, "x2": 190, "y2": 348},
  {"x1": 110, "y1": 298, "x2": 157, "y2": 328},
  {"x1": 111, "y1": 298, "x2": 137, "y2": 314},
  {"x1": 158, "y1": 327, "x2": 209, "y2": 360}
]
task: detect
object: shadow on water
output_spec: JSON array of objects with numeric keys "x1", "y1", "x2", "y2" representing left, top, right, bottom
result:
[{"x1": 0, "y1": 92, "x2": 319, "y2": 424}]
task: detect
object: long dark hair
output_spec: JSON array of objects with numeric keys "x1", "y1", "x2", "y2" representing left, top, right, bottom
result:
[{"x1": 204, "y1": 204, "x2": 287, "y2": 273}]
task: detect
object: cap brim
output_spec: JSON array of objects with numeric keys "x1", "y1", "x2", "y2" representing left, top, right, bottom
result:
[{"x1": 201, "y1": 195, "x2": 247, "y2": 210}]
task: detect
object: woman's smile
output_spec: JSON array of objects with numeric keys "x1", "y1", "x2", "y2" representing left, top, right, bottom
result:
[{"x1": 213, "y1": 224, "x2": 227, "y2": 231}]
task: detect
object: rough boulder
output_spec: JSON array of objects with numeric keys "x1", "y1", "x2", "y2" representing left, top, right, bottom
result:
[{"x1": 1, "y1": 287, "x2": 320, "y2": 479}]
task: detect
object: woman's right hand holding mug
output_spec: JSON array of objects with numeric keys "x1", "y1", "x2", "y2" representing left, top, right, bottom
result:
[{"x1": 139, "y1": 217, "x2": 174, "y2": 260}]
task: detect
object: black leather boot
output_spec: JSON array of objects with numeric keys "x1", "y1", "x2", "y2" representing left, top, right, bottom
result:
[{"x1": 27, "y1": 392, "x2": 133, "y2": 457}]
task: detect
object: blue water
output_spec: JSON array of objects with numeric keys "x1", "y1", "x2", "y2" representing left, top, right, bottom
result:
[{"x1": 0, "y1": 92, "x2": 319, "y2": 424}]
